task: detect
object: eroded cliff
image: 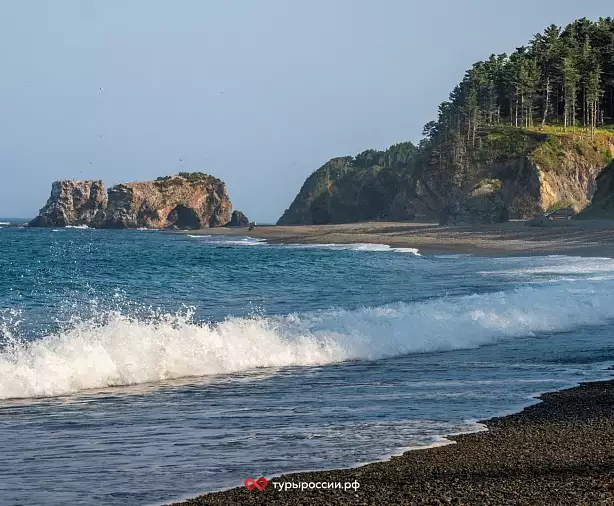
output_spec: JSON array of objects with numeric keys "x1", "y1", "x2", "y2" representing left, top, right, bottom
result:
[
  {"x1": 279, "y1": 129, "x2": 614, "y2": 225},
  {"x1": 30, "y1": 172, "x2": 233, "y2": 229},
  {"x1": 28, "y1": 180, "x2": 107, "y2": 227}
]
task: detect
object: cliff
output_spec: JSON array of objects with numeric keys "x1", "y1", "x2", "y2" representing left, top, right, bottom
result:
[
  {"x1": 278, "y1": 143, "x2": 417, "y2": 225},
  {"x1": 278, "y1": 129, "x2": 614, "y2": 225},
  {"x1": 577, "y1": 161, "x2": 614, "y2": 219},
  {"x1": 28, "y1": 180, "x2": 107, "y2": 227},
  {"x1": 433, "y1": 128, "x2": 613, "y2": 224},
  {"x1": 30, "y1": 172, "x2": 233, "y2": 229}
]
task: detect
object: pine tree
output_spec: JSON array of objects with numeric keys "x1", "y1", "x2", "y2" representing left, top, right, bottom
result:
[{"x1": 562, "y1": 55, "x2": 580, "y2": 128}]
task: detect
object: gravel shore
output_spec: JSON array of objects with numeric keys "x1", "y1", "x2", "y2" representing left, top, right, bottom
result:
[
  {"x1": 170, "y1": 379, "x2": 614, "y2": 506},
  {"x1": 183, "y1": 219, "x2": 614, "y2": 257}
]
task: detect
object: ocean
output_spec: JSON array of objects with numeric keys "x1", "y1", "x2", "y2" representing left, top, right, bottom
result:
[{"x1": 0, "y1": 227, "x2": 613, "y2": 505}]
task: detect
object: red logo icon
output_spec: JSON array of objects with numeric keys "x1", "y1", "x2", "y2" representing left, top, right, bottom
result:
[{"x1": 244, "y1": 476, "x2": 269, "y2": 492}]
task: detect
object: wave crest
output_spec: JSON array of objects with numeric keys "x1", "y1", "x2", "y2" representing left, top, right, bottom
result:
[{"x1": 1, "y1": 280, "x2": 613, "y2": 399}]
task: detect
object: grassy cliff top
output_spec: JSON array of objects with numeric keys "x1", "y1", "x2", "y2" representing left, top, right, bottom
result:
[{"x1": 476, "y1": 126, "x2": 613, "y2": 170}]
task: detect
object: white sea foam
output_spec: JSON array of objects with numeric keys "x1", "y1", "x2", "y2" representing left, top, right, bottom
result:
[
  {"x1": 480, "y1": 256, "x2": 614, "y2": 277},
  {"x1": 0, "y1": 221, "x2": 10, "y2": 226},
  {"x1": 1, "y1": 279, "x2": 614, "y2": 400},
  {"x1": 186, "y1": 235, "x2": 419, "y2": 253},
  {"x1": 187, "y1": 235, "x2": 265, "y2": 246},
  {"x1": 215, "y1": 238, "x2": 266, "y2": 246},
  {"x1": 64, "y1": 225, "x2": 90, "y2": 229},
  {"x1": 286, "y1": 243, "x2": 421, "y2": 254}
]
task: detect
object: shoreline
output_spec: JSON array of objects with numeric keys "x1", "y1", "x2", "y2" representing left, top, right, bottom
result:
[
  {"x1": 182, "y1": 219, "x2": 614, "y2": 258},
  {"x1": 169, "y1": 376, "x2": 614, "y2": 505}
]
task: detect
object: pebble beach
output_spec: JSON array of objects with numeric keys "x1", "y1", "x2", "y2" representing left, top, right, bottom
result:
[{"x1": 172, "y1": 379, "x2": 614, "y2": 506}]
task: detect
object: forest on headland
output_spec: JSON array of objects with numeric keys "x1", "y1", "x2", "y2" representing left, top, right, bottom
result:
[
  {"x1": 425, "y1": 17, "x2": 614, "y2": 138},
  {"x1": 278, "y1": 17, "x2": 614, "y2": 226}
]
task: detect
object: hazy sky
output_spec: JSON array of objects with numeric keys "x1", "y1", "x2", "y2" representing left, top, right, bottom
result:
[{"x1": 0, "y1": 1, "x2": 611, "y2": 222}]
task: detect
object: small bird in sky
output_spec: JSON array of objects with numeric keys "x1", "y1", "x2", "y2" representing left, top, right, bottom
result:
[{"x1": 180, "y1": 158, "x2": 183, "y2": 162}]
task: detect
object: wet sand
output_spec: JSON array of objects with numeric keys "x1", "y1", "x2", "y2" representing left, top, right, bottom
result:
[
  {"x1": 185, "y1": 219, "x2": 614, "y2": 257},
  {"x1": 170, "y1": 378, "x2": 614, "y2": 506}
]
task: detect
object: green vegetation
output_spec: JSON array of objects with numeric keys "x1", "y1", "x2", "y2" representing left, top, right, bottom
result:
[
  {"x1": 546, "y1": 199, "x2": 577, "y2": 212},
  {"x1": 423, "y1": 18, "x2": 614, "y2": 144},
  {"x1": 532, "y1": 136, "x2": 568, "y2": 172},
  {"x1": 277, "y1": 143, "x2": 417, "y2": 224},
  {"x1": 154, "y1": 172, "x2": 219, "y2": 190},
  {"x1": 176, "y1": 172, "x2": 213, "y2": 181}
]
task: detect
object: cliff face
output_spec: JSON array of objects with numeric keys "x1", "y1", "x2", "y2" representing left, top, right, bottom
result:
[
  {"x1": 435, "y1": 130, "x2": 612, "y2": 224},
  {"x1": 30, "y1": 173, "x2": 233, "y2": 229},
  {"x1": 279, "y1": 130, "x2": 613, "y2": 225},
  {"x1": 28, "y1": 180, "x2": 107, "y2": 227},
  {"x1": 577, "y1": 161, "x2": 614, "y2": 219}
]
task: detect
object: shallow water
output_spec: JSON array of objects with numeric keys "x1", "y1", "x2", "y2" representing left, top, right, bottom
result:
[{"x1": 0, "y1": 228, "x2": 613, "y2": 505}]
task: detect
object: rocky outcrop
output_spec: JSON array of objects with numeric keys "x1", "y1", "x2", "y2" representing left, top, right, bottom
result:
[
  {"x1": 278, "y1": 143, "x2": 417, "y2": 225},
  {"x1": 30, "y1": 173, "x2": 233, "y2": 229},
  {"x1": 279, "y1": 131, "x2": 613, "y2": 225},
  {"x1": 227, "y1": 210, "x2": 250, "y2": 227},
  {"x1": 577, "y1": 161, "x2": 614, "y2": 219},
  {"x1": 28, "y1": 180, "x2": 107, "y2": 227},
  {"x1": 439, "y1": 179, "x2": 507, "y2": 225}
]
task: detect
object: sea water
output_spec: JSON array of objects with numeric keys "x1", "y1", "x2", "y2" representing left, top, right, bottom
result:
[{"x1": 0, "y1": 227, "x2": 612, "y2": 505}]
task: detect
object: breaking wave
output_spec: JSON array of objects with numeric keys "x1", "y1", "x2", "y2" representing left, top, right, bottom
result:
[
  {"x1": 187, "y1": 235, "x2": 265, "y2": 246},
  {"x1": 286, "y1": 243, "x2": 421, "y2": 254},
  {"x1": 187, "y1": 235, "x2": 420, "y2": 253},
  {"x1": 0, "y1": 282, "x2": 614, "y2": 399},
  {"x1": 1, "y1": 279, "x2": 613, "y2": 400}
]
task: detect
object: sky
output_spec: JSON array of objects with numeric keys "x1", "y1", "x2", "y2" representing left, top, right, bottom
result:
[{"x1": 0, "y1": 1, "x2": 611, "y2": 222}]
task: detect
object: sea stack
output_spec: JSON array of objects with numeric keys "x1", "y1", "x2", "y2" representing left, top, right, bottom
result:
[{"x1": 29, "y1": 172, "x2": 234, "y2": 229}]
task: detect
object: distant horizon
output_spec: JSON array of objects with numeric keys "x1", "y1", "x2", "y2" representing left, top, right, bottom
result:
[{"x1": 1, "y1": 1, "x2": 611, "y2": 222}]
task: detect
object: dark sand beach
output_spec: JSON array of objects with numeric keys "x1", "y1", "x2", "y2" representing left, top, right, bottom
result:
[
  {"x1": 171, "y1": 378, "x2": 614, "y2": 506},
  {"x1": 185, "y1": 219, "x2": 614, "y2": 258}
]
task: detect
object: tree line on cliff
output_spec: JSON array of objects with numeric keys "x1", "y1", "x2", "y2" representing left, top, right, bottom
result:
[{"x1": 423, "y1": 17, "x2": 614, "y2": 141}]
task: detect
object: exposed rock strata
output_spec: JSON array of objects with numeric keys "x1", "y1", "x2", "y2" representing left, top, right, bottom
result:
[
  {"x1": 28, "y1": 180, "x2": 107, "y2": 227},
  {"x1": 29, "y1": 173, "x2": 233, "y2": 229}
]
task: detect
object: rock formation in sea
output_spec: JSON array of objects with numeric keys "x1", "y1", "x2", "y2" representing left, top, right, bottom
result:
[
  {"x1": 28, "y1": 180, "x2": 107, "y2": 227},
  {"x1": 227, "y1": 210, "x2": 250, "y2": 227},
  {"x1": 29, "y1": 172, "x2": 233, "y2": 229}
]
